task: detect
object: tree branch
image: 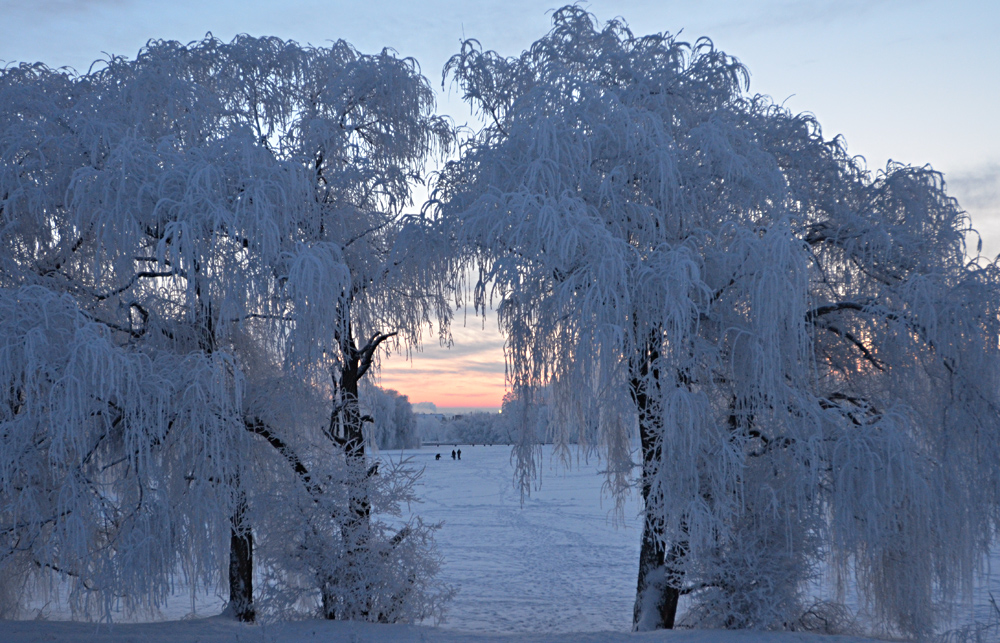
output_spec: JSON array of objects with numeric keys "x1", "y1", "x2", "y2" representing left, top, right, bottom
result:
[
  {"x1": 244, "y1": 417, "x2": 321, "y2": 496},
  {"x1": 804, "y1": 301, "x2": 871, "y2": 324},
  {"x1": 814, "y1": 321, "x2": 884, "y2": 371},
  {"x1": 356, "y1": 331, "x2": 398, "y2": 379}
]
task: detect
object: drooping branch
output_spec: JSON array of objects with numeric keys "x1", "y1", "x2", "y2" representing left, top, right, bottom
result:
[{"x1": 78, "y1": 309, "x2": 144, "y2": 339}]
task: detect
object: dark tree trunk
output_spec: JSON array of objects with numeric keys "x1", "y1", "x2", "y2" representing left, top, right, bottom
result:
[
  {"x1": 322, "y1": 349, "x2": 370, "y2": 619},
  {"x1": 321, "y1": 324, "x2": 394, "y2": 620},
  {"x1": 634, "y1": 516, "x2": 684, "y2": 629},
  {"x1": 237, "y1": 321, "x2": 391, "y2": 620},
  {"x1": 630, "y1": 329, "x2": 686, "y2": 631},
  {"x1": 196, "y1": 299, "x2": 256, "y2": 623},
  {"x1": 228, "y1": 490, "x2": 255, "y2": 622}
]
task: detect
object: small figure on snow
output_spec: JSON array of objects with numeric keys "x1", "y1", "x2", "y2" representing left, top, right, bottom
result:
[
  {"x1": 457, "y1": 449, "x2": 462, "y2": 460},
  {"x1": 435, "y1": 453, "x2": 441, "y2": 460},
  {"x1": 451, "y1": 450, "x2": 456, "y2": 459}
]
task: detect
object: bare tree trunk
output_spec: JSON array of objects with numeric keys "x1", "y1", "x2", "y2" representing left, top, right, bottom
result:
[
  {"x1": 634, "y1": 516, "x2": 683, "y2": 629},
  {"x1": 324, "y1": 351, "x2": 370, "y2": 619},
  {"x1": 321, "y1": 324, "x2": 394, "y2": 620},
  {"x1": 228, "y1": 488, "x2": 255, "y2": 622},
  {"x1": 630, "y1": 329, "x2": 686, "y2": 631},
  {"x1": 195, "y1": 297, "x2": 256, "y2": 623}
]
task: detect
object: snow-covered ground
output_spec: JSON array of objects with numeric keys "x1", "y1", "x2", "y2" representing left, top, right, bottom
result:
[
  {"x1": 409, "y1": 443, "x2": 642, "y2": 633},
  {"x1": 400, "y1": 444, "x2": 1000, "y2": 637},
  {"x1": 7, "y1": 445, "x2": 999, "y2": 642},
  {"x1": 0, "y1": 617, "x2": 887, "y2": 643}
]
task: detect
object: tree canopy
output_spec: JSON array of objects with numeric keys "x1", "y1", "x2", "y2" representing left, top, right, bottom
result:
[
  {"x1": 0, "y1": 34, "x2": 452, "y2": 622},
  {"x1": 434, "y1": 6, "x2": 1000, "y2": 636},
  {"x1": 2, "y1": 9, "x2": 999, "y2": 638}
]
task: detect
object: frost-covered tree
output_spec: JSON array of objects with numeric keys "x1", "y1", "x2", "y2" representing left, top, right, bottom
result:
[
  {"x1": 434, "y1": 7, "x2": 1000, "y2": 637},
  {"x1": 0, "y1": 34, "x2": 452, "y2": 623},
  {"x1": 362, "y1": 384, "x2": 419, "y2": 451}
]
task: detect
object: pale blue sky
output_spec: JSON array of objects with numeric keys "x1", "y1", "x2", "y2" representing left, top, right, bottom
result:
[
  {"x1": 2, "y1": 2, "x2": 996, "y2": 170},
  {"x1": 2, "y1": 0, "x2": 997, "y2": 409}
]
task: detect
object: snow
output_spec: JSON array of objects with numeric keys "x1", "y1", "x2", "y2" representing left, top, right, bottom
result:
[
  {"x1": 405, "y1": 444, "x2": 642, "y2": 633},
  {"x1": 0, "y1": 617, "x2": 886, "y2": 643},
  {"x1": 7, "y1": 445, "x2": 997, "y2": 641}
]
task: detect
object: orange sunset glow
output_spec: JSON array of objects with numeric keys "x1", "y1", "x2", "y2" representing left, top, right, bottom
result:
[{"x1": 377, "y1": 313, "x2": 508, "y2": 411}]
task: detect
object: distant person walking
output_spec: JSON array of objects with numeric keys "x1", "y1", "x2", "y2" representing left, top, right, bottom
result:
[
  {"x1": 451, "y1": 450, "x2": 456, "y2": 460},
  {"x1": 435, "y1": 453, "x2": 441, "y2": 460},
  {"x1": 457, "y1": 449, "x2": 462, "y2": 460}
]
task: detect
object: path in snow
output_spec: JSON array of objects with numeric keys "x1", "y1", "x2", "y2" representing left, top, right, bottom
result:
[{"x1": 400, "y1": 444, "x2": 642, "y2": 632}]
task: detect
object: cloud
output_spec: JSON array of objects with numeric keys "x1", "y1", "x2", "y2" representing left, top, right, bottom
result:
[
  {"x1": 377, "y1": 310, "x2": 507, "y2": 410},
  {"x1": 947, "y1": 162, "x2": 1000, "y2": 258},
  {"x1": 949, "y1": 164, "x2": 1000, "y2": 212},
  {"x1": 411, "y1": 401, "x2": 438, "y2": 413}
]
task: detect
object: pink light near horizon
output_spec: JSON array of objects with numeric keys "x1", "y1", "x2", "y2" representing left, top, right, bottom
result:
[{"x1": 376, "y1": 316, "x2": 508, "y2": 411}]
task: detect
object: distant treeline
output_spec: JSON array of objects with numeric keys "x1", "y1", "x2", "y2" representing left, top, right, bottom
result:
[
  {"x1": 415, "y1": 412, "x2": 512, "y2": 445},
  {"x1": 361, "y1": 383, "x2": 420, "y2": 450}
]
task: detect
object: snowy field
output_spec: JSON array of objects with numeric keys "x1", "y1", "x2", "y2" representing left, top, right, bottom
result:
[
  {"x1": 408, "y1": 443, "x2": 642, "y2": 633},
  {"x1": 7, "y1": 445, "x2": 999, "y2": 642},
  {"x1": 397, "y1": 444, "x2": 1000, "y2": 637},
  {"x1": 0, "y1": 618, "x2": 888, "y2": 643}
]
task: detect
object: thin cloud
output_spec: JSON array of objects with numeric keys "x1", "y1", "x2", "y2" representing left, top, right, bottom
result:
[
  {"x1": 378, "y1": 317, "x2": 507, "y2": 410},
  {"x1": 949, "y1": 163, "x2": 1000, "y2": 212},
  {"x1": 944, "y1": 162, "x2": 1000, "y2": 259}
]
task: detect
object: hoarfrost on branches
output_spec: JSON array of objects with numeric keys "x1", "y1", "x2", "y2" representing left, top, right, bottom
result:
[
  {"x1": 434, "y1": 6, "x2": 1000, "y2": 637},
  {"x1": 0, "y1": 34, "x2": 453, "y2": 622},
  {"x1": 361, "y1": 383, "x2": 420, "y2": 451}
]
